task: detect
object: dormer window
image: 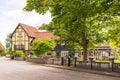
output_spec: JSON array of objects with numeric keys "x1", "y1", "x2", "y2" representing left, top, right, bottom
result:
[{"x1": 18, "y1": 31, "x2": 22, "y2": 35}]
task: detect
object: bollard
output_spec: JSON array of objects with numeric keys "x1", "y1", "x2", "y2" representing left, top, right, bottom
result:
[
  {"x1": 109, "y1": 56, "x2": 115, "y2": 71},
  {"x1": 52, "y1": 58, "x2": 54, "y2": 64},
  {"x1": 111, "y1": 59, "x2": 114, "y2": 71},
  {"x1": 68, "y1": 57, "x2": 71, "y2": 66},
  {"x1": 61, "y1": 57, "x2": 64, "y2": 65},
  {"x1": 74, "y1": 57, "x2": 77, "y2": 67},
  {"x1": 90, "y1": 60, "x2": 93, "y2": 69},
  {"x1": 89, "y1": 58, "x2": 93, "y2": 69}
]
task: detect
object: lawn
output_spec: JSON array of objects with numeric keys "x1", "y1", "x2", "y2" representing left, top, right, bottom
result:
[
  {"x1": 95, "y1": 59, "x2": 120, "y2": 63},
  {"x1": 114, "y1": 60, "x2": 120, "y2": 63}
]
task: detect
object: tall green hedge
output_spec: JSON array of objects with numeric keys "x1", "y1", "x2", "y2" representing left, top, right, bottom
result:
[
  {"x1": 30, "y1": 38, "x2": 56, "y2": 57},
  {"x1": 11, "y1": 51, "x2": 26, "y2": 59}
]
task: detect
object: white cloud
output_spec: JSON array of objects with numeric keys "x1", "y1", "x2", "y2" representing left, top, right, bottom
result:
[
  {"x1": 0, "y1": 0, "x2": 52, "y2": 46},
  {"x1": 2, "y1": 9, "x2": 51, "y2": 26}
]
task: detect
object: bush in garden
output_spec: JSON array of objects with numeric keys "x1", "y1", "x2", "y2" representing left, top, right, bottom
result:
[
  {"x1": 30, "y1": 38, "x2": 56, "y2": 57},
  {"x1": 0, "y1": 51, "x2": 7, "y2": 56},
  {"x1": 10, "y1": 54, "x2": 14, "y2": 59},
  {"x1": 11, "y1": 51, "x2": 26, "y2": 59}
]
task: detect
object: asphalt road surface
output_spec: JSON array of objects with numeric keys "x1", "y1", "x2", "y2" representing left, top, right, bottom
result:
[{"x1": 0, "y1": 57, "x2": 119, "y2": 80}]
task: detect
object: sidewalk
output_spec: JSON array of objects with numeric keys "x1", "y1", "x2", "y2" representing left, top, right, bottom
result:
[{"x1": 41, "y1": 64, "x2": 120, "y2": 78}]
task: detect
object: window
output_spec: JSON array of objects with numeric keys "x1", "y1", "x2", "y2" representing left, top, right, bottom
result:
[
  {"x1": 18, "y1": 31, "x2": 22, "y2": 35},
  {"x1": 18, "y1": 41, "x2": 23, "y2": 50}
]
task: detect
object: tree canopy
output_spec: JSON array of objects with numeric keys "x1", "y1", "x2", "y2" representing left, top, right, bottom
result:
[
  {"x1": 30, "y1": 39, "x2": 56, "y2": 56},
  {"x1": 24, "y1": 0, "x2": 120, "y2": 61},
  {"x1": 5, "y1": 33, "x2": 12, "y2": 52},
  {"x1": 0, "y1": 42, "x2": 5, "y2": 52},
  {"x1": 107, "y1": 16, "x2": 120, "y2": 47}
]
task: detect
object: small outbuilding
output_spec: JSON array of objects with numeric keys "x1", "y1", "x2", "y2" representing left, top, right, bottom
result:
[{"x1": 52, "y1": 44, "x2": 69, "y2": 58}]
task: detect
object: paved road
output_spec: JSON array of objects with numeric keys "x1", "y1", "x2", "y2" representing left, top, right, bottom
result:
[{"x1": 0, "y1": 57, "x2": 119, "y2": 80}]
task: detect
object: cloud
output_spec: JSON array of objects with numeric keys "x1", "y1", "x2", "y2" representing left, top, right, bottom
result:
[
  {"x1": 0, "y1": 0, "x2": 52, "y2": 46},
  {"x1": 0, "y1": 0, "x2": 26, "y2": 11},
  {"x1": 2, "y1": 9, "x2": 52, "y2": 27}
]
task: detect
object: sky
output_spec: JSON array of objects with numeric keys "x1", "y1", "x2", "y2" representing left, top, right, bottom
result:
[{"x1": 0, "y1": 0, "x2": 52, "y2": 46}]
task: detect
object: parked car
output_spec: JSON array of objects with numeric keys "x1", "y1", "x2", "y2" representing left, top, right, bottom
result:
[{"x1": 5, "y1": 54, "x2": 10, "y2": 58}]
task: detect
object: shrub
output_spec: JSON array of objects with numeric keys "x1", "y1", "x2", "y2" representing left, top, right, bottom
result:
[
  {"x1": 11, "y1": 51, "x2": 26, "y2": 59},
  {"x1": 0, "y1": 51, "x2": 7, "y2": 56},
  {"x1": 69, "y1": 52, "x2": 74, "y2": 57},
  {"x1": 10, "y1": 55, "x2": 14, "y2": 59},
  {"x1": 30, "y1": 39, "x2": 56, "y2": 57}
]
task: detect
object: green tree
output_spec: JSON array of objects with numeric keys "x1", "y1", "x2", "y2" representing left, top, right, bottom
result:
[
  {"x1": 0, "y1": 42, "x2": 5, "y2": 54},
  {"x1": 24, "y1": 0, "x2": 120, "y2": 61},
  {"x1": 107, "y1": 16, "x2": 120, "y2": 47},
  {"x1": 5, "y1": 33, "x2": 12, "y2": 53},
  {"x1": 108, "y1": 28, "x2": 120, "y2": 47},
  {"x1": 30, "y1": 39, "x2": 56, "y2": 57},
  {"x1": 38, "y1": 23, "x2": 50, "y2": 30}
]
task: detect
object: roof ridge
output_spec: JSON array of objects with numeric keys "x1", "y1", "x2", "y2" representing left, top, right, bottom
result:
[
  {"x1": 35, "y1": 31, "x2": 55, "y2": 39},
  {"x1": 19, "y1": 23, "x2": 37, "y2": 29},
  {"x1": 19, "y1": 23, "x2": 39, "y2": 37},
  {"x1": 35, "y1": 31, "x2": 53, "y2": 33}
]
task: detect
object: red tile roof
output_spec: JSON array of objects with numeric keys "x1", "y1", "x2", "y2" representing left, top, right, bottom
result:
[
  {"x1": 35, "y1": 32, "x2": 55, "y2": 39},
  {"x1": 20, "y1": 23, "x2": 38, "y2": 37},
  {"x1": 19, "y1": 23, "x2": 55, "y2": 39}
]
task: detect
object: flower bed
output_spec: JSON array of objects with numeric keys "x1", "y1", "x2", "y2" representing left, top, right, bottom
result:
[
  {"x1": 14, "y1": 57, "x2": 25, "y2": 61},
  {"x1": 26, "y1": 57, "x2": 49, "y2": 64}
]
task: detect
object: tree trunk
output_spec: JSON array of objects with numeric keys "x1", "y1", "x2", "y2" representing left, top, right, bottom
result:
[{"x1": 82, "y1": 32, "x2": 88, "y2": 61}]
